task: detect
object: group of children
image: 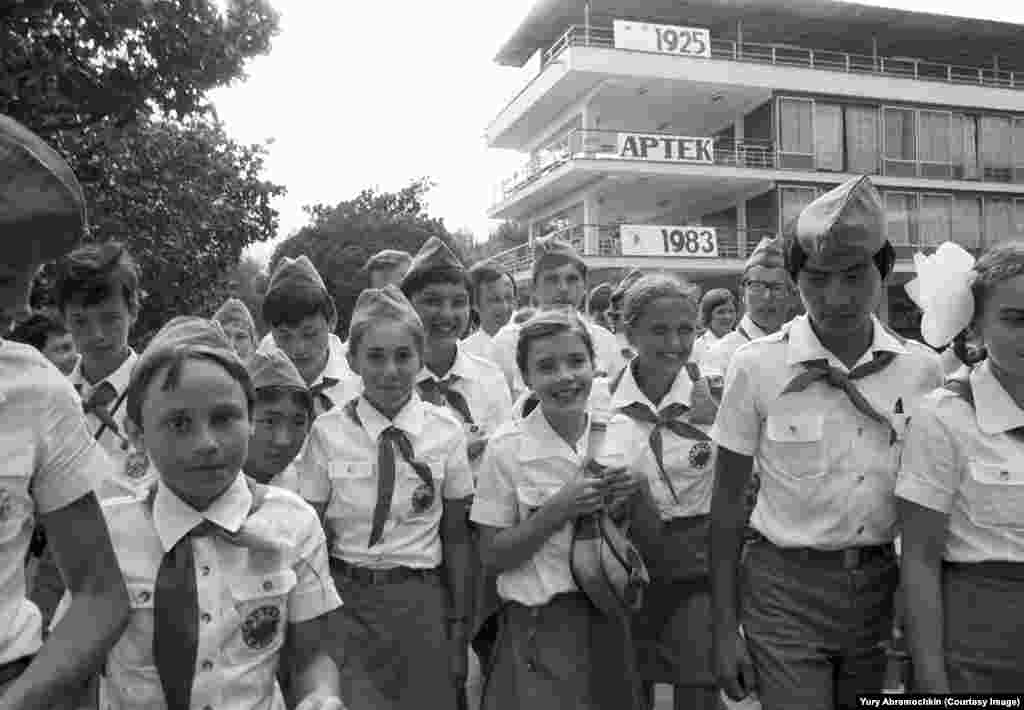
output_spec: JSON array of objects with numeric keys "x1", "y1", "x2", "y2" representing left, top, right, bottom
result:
[{"x1": 2, "y1": 113, "x2": 1023, "y2": 710}]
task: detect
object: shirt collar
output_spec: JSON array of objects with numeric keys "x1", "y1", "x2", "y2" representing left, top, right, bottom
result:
[
  {"x1": 971, "y1": 360, "x2": 1024, "y2": 435},
  {"x1": 610, "y1": 360, "x2": 694, "y2": 411},
  {"x1": 418, "y1": 342, "x2": 473, "y2": 384},
  {"x1": 738, "y1": 314, "x2": 770, "y2": 341},
  {"x1": 520, "y1": 404, "x2": 591, "y2": 461},
  {"x1": 785, "y1": 314, "x2": 907, "y2": 370},
  {"x1": 70, "y1": 349, "x2": 138, "y2": 397},
  {"x1": 152, "y1": 473, "x2": 251, "y2": 552},
  {"x1": 311, "y1": 334, "x2": 350, "y2": 387},
  {"x1": 356, "y1": 392, "x2": 426, "y2": 442}
]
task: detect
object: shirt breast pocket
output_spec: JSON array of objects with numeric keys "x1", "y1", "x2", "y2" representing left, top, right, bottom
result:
[
  {"x1": 229, "y1": 569, "x2": 297, "y2": 660},
  {"x1": 515, "y1": 483, "x2": 560, "y2": 521},
  {"x1": 110, "y1": 582, "x2": 157, "y2": 669},
  {"x1": 764, "y1": 413, "x2": 827, "y2": 480},
  {"x1": 326, "y1": 460, "x2": 375, "y2": 517},
  {"x1": 964, "y1": 461, "x2": 1024, "y2": 529}
]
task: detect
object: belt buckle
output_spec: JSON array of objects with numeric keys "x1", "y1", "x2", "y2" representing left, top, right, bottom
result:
[{"x1": 842, "y1": 548, "x2": 860, "y2": 570}]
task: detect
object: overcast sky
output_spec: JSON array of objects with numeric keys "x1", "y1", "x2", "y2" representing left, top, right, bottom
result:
[{"x1": 209, "y1": 0, "x2": 1022, "y2": 266}]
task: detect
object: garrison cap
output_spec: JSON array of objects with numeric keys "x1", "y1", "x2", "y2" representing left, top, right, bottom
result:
[{"x1": 793, "y1": 176, "x2": 886, "y2": 267}]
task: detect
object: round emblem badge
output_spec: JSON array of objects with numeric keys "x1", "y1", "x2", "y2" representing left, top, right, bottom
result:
[
  {"x1": 242, "y1": 605, "x2": 281, "y2": 649},
  {"x1": 688, "y1": 441, "x2": 713, "y2": 470},
  {"x1": 124, "y1": 450, "x2": 150, "y2": 479},
  {"x1": 411, "y1": 481, "x2": 435, "y2": 514}
]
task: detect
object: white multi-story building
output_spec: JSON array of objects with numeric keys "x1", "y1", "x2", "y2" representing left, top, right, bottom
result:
[{"x1": 485, "y1": 0, "x2": 1024, "y2": 337}]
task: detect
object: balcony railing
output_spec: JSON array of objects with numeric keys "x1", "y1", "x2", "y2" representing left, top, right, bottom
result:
[
  {"x1": 540, "y1": 25, "x2": 1020, "y2": 90},
  {"x1": 493, "y1": 127, "x2": 1024, "y2": 207},
  {"x1": 482, "y1": 224, "x2": 775, "y2": 274}
]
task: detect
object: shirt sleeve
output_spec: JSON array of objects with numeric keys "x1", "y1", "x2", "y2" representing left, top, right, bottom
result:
[
  {"x1": 896, "y1": 399, "x2": 962, "y2": 514},
  {"x1": 470, "y1": 435, "x2": 518, "y2": 528},
  {"x1": 297, "y1": 424, "x2": 332, "y2": 504},
  {"x1": 288, "y1": 499, "x2": 343, "y2": 624},
  {"x1": 443, "y1": 424, "x2": 474, "y2": 500},
  {"x1": 33, "y1": 375, "x2": 108, "y2": 514},
  {"x1": 709, "y1": 349, "x2": 762, "y2": 457}
]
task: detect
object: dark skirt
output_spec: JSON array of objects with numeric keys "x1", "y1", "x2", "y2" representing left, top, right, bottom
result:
[
  {"x1": 943, "y1": 561, "x2": 1024, "y2": 692},
  {"x1": 329, "y1": 564, "x2": 456, "y2": 710},
  {"x1": 481, "y1": 593, "x2": 641, "y2": 710},
  {"x1": 629, "y1": 514, "x2": 714, "y2": 687}
]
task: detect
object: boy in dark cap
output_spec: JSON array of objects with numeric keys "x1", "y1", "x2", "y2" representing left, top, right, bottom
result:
[
  {"x1": 363, "y1": 250, "x2": 413, "y2": 290},
  {"x1": 710, "y1": 176, "x2": 942, "y2": 710}
]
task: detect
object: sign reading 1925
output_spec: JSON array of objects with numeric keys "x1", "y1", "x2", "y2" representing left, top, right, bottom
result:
[
  {"x1": 616, "y1": 133, "x2": 714, "y2": 163},
  {"x1": 620, "y1": 225, "x2": 719, "y2": 258},
  {"x1": 613, "y1": 20, "x2": 712, "y2": 59}
]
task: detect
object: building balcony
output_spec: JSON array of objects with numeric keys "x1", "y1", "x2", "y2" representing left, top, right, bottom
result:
[
  {"x1": 543, "y1": 25, "x2": 1020, "y2": 91},
  {"x1": 483, "y1": 223, "x2": 985, "y2": 280}
]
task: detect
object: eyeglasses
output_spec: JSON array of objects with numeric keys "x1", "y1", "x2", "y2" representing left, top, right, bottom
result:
[{"x1": 743, "y1": 280, "x2": 789, "y2": 297}]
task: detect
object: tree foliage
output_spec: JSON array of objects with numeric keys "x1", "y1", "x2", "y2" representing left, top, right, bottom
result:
[
  {"x1": 465, "y1": 220, "x2": 528, "y2": 263},
  {"x1": 271, "y1": 179, "x2": 462, "y2": 336},
  {"x1": 1, "y1": 0, "x2": 279, "y2": 133}
]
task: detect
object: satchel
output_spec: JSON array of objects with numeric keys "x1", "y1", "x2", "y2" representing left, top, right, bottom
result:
[{"x1": 569, "y1": 421, "x2": 651, "y2": 618}]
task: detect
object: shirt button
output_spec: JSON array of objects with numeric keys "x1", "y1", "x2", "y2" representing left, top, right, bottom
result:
[
  {"x1": 1001, "y1": 471, "x2": 1010, "y2": 480},
  {"x1": 201, "y1": 660, "x2": 213, "y2": 671},
  {"x1": 262, "y1": 580, "x2": 273, "y2": 591},
  {"x1": 201, "y1": 565, "x2": 211, "y2": 577},
  {"x1": 858, "y1": 427, "x2": 864, "y2": 436},
  {"x1": 203, "y1": 705, "x2": 213, "y2": 710},
  {"x1": 137, "y1": 591, "x2": 150, "y2": 603},
  {"x1": 857, "y1": 525, "x2": 865, "y2": 534},
  {"x1": 858, "y1": 475, "x2": 865, "y2": 483},
  {"x1": 201, "y1": 612, "x2": 212, "y2": 624}
]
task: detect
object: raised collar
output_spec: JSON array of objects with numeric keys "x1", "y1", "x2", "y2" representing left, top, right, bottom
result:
[
  {"x1": 737, "y1": 314, "x2": 770, "y2": 341},
  {"x1": 971, "y1": 360, "x2": 1024, "y2": 435},
  {"x1": 152, "y1": 473, "x2": 251, "y2": 553},
  {"x1": 610, "y1": 360, "x2": 694, "y2": 411},
  {"x1": 520, "y1": 404, "x2": 591, "y2": 461},
  {"x1": 70, "y1": 348, "x2": 138, "y2": 398},
  {"x1": 785, "y1": 314, "x2": 907, "y2": 371},
  {"x1": 355, "y1": 392, "x2": 426, "y2": 442},
  {"x1": 418, "y1": 341, "x2": 475, "y2": 384}
]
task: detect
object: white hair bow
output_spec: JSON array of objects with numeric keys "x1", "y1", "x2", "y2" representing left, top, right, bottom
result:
[{"x1": 904, "y1": 242, "x2": 976, "y2": 349}]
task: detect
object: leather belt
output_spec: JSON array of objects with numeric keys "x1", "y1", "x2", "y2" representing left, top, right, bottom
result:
[
  {"x1": 945, "y1": 560, "x2": 1024, "y2": 581},
  {"x1": 752, "y1": 534, "x2": 895, "y2": 570},
  {"x1": 330, "y1": 558, "x2": 439, "y2": 585},
  {"x1": 0, "y1": 656, "x2": 33, "y2": 687}
]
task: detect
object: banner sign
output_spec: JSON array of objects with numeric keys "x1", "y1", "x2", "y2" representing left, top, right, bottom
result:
[
  {"x1": 616, "y1": 133, "x2": 714, "y2": 163},
  {"x1": 613, "y1": 20, "x2": 711, "y2": 59},
  {"x1": 620, "y1": 225, "x2": 719, "y2": 258}
]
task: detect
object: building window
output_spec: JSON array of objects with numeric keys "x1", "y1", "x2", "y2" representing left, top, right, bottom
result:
[
  {"x1": 954, "y1": 196, "x2": 982, "y2": 249},
  {"x1": 952, "y1": 114, "x2": 979, "y2": 180},
  {"x1": 884, "y1": 192, "x2": 917, "y2": 246},
  {"x1": 918, "y1": 194, "x2": 953, "y2": 246},
  {"x1": 984, "y1": 196, "x2": 1015, "y2": 244},
  {"x1": 980, "y1": 116, "x2": 1013, "y2": 182},
  {"x1": 1015, "y1": 118, "x2": 1024, "y2": 184},
  {"x1": 815, "y1": 103, "x2": 843, "y2": 172},
  {"x1": 778, "y1": 97, "x2": 814, "y2": 169},
  {"x1": 845, "y1": 105, "x2": 879, "y2": 174},
  {"x1": 919, "y1": 111, "x2": 953, "y2": 179},
  {"x1": 884, "y1": 108, "x2": 917, "y2": 177}
]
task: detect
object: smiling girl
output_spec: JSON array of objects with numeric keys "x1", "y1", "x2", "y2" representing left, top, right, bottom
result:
[
  {"x1": 599, "y1": 274, "x2": 720, "y2": 710},
  {"x1": 898, "y1": 241, "x2": 1024, "y2": 692},
  {"x1": 471, "y1": 310, "x2": 638, "y2": 710}
]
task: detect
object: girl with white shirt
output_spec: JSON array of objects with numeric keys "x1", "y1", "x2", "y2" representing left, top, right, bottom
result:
[
  {"x1": 898, "y1": 241, "x2": 1024, "y2": 692},
  {"x1": 471, "y1": 311, "x2": 640, "y2": 710}
]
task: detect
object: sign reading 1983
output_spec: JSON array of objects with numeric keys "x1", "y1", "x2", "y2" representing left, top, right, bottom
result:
[
  {"x1": 613, "y1": 20, "x2": 712, "y2": 59},
  {"x1": 620, "y1": 225, "x2": 719, "y2": 258}
]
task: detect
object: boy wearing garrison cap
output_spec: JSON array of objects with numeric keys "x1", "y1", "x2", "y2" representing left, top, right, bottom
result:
[
  {"x1": 701, "y1": 236, "x2": 794, "y2": 379},
  {"x1": 608, "y1": 268, "x2": 644, "y2": 365},
  {"x1": 213, "y1": 297, "x2": 258, "y2": 361},
  {"x1": 490, "y1": 236, "x2": 622, "y2": 399},
  {"x1": 709, "y1": 177, "x2": 942, "y2": 710},
  {"x1": 0, "y1": 114, "x2": 129, "y2": 707},
  {"x1": 245, "y1": 346, "x2": 314, "y2": 493},
  {"x1": 98, "y1": 316, "x2": 343, "y2": 710},
  {"x1": 261, "y1": 256, "x2": 352, "y2": 416},
  {"x1": 363, "y1": 250, "x2": 413, "y2": 290}
]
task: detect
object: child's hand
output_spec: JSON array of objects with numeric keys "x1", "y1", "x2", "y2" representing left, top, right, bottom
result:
[
  {"x1": 546, "y1": 477, "x2": 607, "y2": 523},
  {"x1": 601, "y1": 466, "x2": 644, "y2": 509},
  {"x1": 295, "y1": 694, "x2": 346, "y2": 710}
]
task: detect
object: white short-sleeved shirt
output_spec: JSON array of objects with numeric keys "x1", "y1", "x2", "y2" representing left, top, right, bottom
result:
[
  {"x1": 300, "y1": 395, "x2": 474, "y2": 569},
  {"x1": 690, "y1": 330, "x2": 725, "y2": 371},
  {"x1": 470, "y1": 407, "x2": 598, "y2": 607},
  {"x1": 98, "y1": 474, "x2": 341, "y2": 710},
  {"x1": 0, "y1": 341, "x2": 109, "y2": 664},
  {"x1": 711, "y1": 315, "x2": 943, "y2": 550},
  {"x1": 600, "y1": 364, "x2": 716, "y2": 520},
  {"x1": 491, "y1": 316, "x2": 623, "y2": 400},
  {"x1": 700, "y1": 315, "x2": 772, "y2": 378},
  {"x1": 510, "y1": 377, "x2": 613, "y2": 423},
  {"x1": 259, "y1": 333, "x2": 353, "y2": 415},
  {"x1": 70, "y1": 350, "x2": 155, "y2": 499},
  {"x1": 897, "y1": 360, "x2": 1024, "y2": 563},
  {"x1": 268, "y1": 463, "x2": 300, "y2": 495},
  {"x1": 461, "y1": 329, "x2": 499, "y2": 365}
]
